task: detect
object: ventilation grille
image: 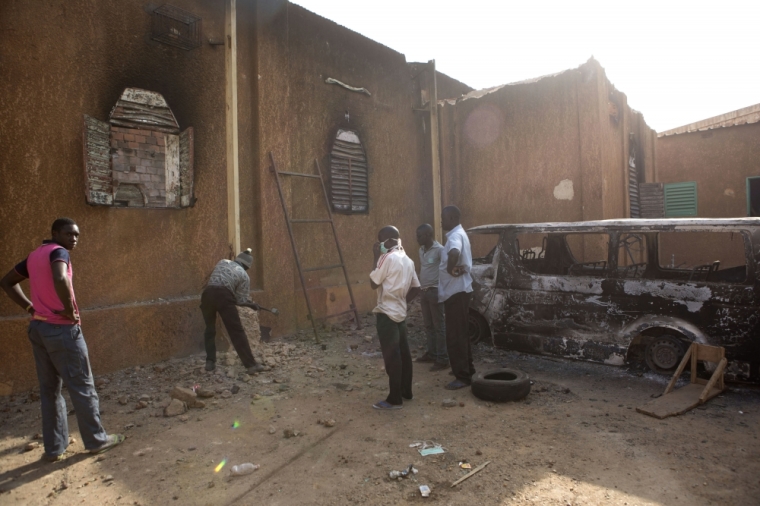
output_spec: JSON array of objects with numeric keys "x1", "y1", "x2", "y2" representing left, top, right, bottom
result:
[
  {"x1": 664, "y1": 182, "x2": 698, "y2": 217},
  {"x1": 151, "y1": 4, "x2": 202, "y2": 51},
  {"x1": 330, "y1": 130, "x2": 368, "y2": 213}
]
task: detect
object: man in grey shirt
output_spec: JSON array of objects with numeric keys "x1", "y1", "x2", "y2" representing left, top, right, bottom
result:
[
  {"x1": 415, "y1": 224, "x2": 448, "y2": 371},
  {"x1": 200, "y1": 248, "x2": 266, "y2": 375}
]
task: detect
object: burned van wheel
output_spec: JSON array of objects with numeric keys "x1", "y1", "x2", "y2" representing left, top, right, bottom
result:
[
  {"x1": 468, "y1": 310, "x2": 490, "y2": 345},
  {"x1": 644, "y1": 335, "x2": 686, "y2": 374},
  {"x1": 471, "y1": 368, "x2": 531, "y2": 402}
]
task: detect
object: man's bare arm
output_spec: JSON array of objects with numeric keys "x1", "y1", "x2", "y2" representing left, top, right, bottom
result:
[
  {"x1": 406, "y1": 286, "x2": 420, "y2": 303},
  {"x1": 0, "y1": 269, "x2": 33, "y2": 313},
  {"x1": 52, "y1": 262, "x2": 79, "y2": 322},
  {"x1": 446, "y1": 248, "x2": 463, "y2": 276}
]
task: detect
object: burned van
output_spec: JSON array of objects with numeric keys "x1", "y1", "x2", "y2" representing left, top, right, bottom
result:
[{"x1": 467, "y1": 219, "x2": 760, "y2": 382}]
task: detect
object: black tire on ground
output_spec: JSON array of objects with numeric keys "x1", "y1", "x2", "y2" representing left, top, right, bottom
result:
[{"x1": 471, "y1": 368, "x2": 531, "y2": 402}]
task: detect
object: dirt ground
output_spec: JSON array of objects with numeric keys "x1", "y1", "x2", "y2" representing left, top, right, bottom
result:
[{"x1": 1, "y1": 302, "x2": 759, "y2": 506}]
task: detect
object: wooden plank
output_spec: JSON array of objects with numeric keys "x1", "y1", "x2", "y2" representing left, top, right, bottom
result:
[
  {"x1": 225, "y1": 0, "x2": 240, "y2": 253},
  {"x1": 664, "y1": 344, "x2": 692, "y2": 395},
  {"x1": 637, "y1": 384, "x2": 721, "y2": 419},
  {"x1": 694, "y1": 345, "x2": 724, "y2": 364},
  {"x1": 429, "y1": 60, "x2": 443, "y2": 243},
  {"x1": 700, "y1": 358, "x2": 727, "y2": 403},
  {"x1": 451, "y1": 461, "x2": 490, "y2": 488}
]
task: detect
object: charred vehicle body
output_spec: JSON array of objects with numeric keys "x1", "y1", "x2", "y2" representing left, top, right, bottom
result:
[{"x1": 467, "y1": 219, "x2": 760, "y2": 382}]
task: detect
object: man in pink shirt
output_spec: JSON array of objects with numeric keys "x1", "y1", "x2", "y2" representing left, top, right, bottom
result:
[{"x1": 1, "y1": 218, "x2": 123, "y2": 461}]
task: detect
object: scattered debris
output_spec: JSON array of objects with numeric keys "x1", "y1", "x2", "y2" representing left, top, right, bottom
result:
[
  {"x1": 23, "y1": 441, "x2": 40, "y2": 452},
  {"x1": 413, "y1": 441, "x2": 446, "y2": 456},
  {"x1": 389, "y1": 464, "x2": 418, "y2": 480},
  {"x1": 451, "y1": 461, "x2": 491, "y2": 487},
  {"x1": 163, "y1": 399, "x2": 187, "y2": 417},
  {"x1": 170, "y1": 386, "x2": 205, "y2": 408},
  {"x1": 442, "y1": 398, "x2": 458, "y2": 408},
  {"x1": 420, "y1": 485, "x2": 431, "y2": 497},
  {"x1": 230, "y1": 463, "x2": 260, "y2": 476},
  {"x1": 283, "y1": 428, "x2": 300, "y2": 438},
  {"x1": 317, "y1": 419, "x2": 336, "y2": 428}
]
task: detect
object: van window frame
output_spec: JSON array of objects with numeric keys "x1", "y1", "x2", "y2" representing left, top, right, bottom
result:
[
  {"x1": 509, "y1": 230, "x2": 615, "y2": 279},
  {"x1": 651, "y1": 228, "x2": 753, "y2": 285}
]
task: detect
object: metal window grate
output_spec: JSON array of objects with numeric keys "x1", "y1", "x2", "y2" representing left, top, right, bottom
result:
[
  {"x1": 330, "y1": 130, "x2": 368, "y2": 213},
  {"x1": 664, "y1": 181, "x2": 698, "y2": 217},
  {"x1": 151, "y1": 4, "x2": 202, "y2": 51}
]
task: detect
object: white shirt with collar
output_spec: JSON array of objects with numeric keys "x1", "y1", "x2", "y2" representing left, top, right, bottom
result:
[
  {"x1": 438, "y1": 224, "x2": 473, "y2": 303},
  {"x1": 370, "y1": 246, "x2": 421, "y2": 323}
]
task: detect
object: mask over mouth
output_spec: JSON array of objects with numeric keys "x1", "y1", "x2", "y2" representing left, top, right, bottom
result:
[{"x1": 380, "y1": 238, "x2": 401, "y2": 254}]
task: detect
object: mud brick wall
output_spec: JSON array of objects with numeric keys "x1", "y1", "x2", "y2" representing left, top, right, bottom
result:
[{"x1": 110, "y1": 126, "x2": 170, "y2": 207}]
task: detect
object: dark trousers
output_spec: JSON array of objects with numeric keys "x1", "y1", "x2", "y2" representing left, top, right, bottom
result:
[
  {"x1": 420, "y1": 287, "x2": 448, "y2": 364},
  {"x1": 444, "y1": 291, "x2": 475, "y2": 382},
  {"x1": 200, "y1": 286, "x2": 256, "y2": 368},
  {"x1": 376, "y1": 313, "x2": 413, "y2": 405},
  {"x1": 28, "y1": 321, "x2": 108, "y2": 456}
]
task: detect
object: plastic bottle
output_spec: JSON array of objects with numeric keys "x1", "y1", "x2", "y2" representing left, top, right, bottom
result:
[{"x1": 230, "y1": 463, "x2": 260, "y2": 476}]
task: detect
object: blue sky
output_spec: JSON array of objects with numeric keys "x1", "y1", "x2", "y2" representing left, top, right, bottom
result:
[{"x1": 293, "y1": 0, "x2": 759, "y2": 132}]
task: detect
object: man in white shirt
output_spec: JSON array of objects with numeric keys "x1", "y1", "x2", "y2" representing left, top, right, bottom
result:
[
  {"x1": 438, "y1": 206, "x2": 475, "y2": 390},
  {"x1": 369, "y1": 226, "x2": 421, "y2": 409}
]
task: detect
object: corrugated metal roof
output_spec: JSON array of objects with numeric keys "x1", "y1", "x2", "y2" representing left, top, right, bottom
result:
[
  {"x1": 658, "y1": 103, "x2": 760, "y2": 137},
  {"x1": 439, "y1": 59, "x2": 598, "y2": 106},
  {"x1": 468, "y1": 217, "x2": 760, "y2": 234}
]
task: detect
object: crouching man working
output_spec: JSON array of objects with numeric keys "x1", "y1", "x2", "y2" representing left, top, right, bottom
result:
[
  {"x1": 0, "y1": 218, "x2": 124, "y2": 461},
  {"x1": 201, "y1": 248, "x2": 265, "y2": 375},
  {"x1": 370, "y1": 226, "x2": 420, "y2": 410}
]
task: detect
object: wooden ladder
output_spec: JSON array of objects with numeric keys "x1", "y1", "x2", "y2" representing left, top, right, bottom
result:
[{"x1": 269, "y1": 152, "x2": 361, "y2": 343}]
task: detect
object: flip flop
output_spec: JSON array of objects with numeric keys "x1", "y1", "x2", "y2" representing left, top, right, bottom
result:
[{"x1": 89, "y1": 434, "x2": 125, "y2": 455}]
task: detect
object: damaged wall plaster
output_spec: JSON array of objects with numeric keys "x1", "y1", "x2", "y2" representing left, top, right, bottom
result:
[{"x1": 553, "y1": 179, "x2": 574, "y2": 200}]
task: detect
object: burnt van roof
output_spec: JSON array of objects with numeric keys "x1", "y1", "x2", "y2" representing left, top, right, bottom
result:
[{"x1": 468, "y1": 218, "x2": 760, "y2": 234}]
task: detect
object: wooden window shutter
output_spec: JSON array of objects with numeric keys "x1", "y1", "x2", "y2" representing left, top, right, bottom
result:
[
  {"x1": 82, "y1": 115, "x2": 114, "y2": 206},
  {"x1": 639, "y1": 183, "x2": 664, "y2": 218},
  {"x1": 330, "y1": 129, "x2": 368, "y2": 213},
  {"x1": 664, "y1": 182, "x2": 698, "y2": 217}
]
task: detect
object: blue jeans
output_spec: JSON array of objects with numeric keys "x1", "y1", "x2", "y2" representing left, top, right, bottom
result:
[
  {"x1": 420, "y1": 288, "x2": 448, "y2": 364},
  {"x1": 28, "y1": 321, "x2": 108, "y2": 456}
]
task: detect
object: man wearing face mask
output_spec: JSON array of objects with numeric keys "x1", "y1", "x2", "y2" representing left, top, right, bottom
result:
[{"x1": 369, "y1": 226, "x2": 421, "y2": 410}]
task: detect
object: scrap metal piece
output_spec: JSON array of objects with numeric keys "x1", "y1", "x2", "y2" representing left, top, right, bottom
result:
[{"x1": 325, "y1": 78, "x2": 371, "y2": 96}]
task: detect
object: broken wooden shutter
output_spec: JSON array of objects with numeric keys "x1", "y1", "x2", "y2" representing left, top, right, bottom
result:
[
  {"x1": 82, "y1": 115, "x2": 114, "y2": 205},
  {"x1": 330, "y1": 130, "x2": 368, "y2": 213},
  {"x1": 664, "y1": 182, "x2": 698, "y2": 217},
  {"x1": 628, "y1": 135, "x2": 640, "y2": 218},
  {"x1": 639, "y1": 183, "x2": 665, "y2": 218},
  {"x1": 179, "y1": 127, "x2": 194, "y2": 207}
]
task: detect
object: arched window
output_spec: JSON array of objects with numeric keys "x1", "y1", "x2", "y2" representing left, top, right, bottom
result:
[{"x1": 329, "y1": 129, "x2": 368, "y2": 213}]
